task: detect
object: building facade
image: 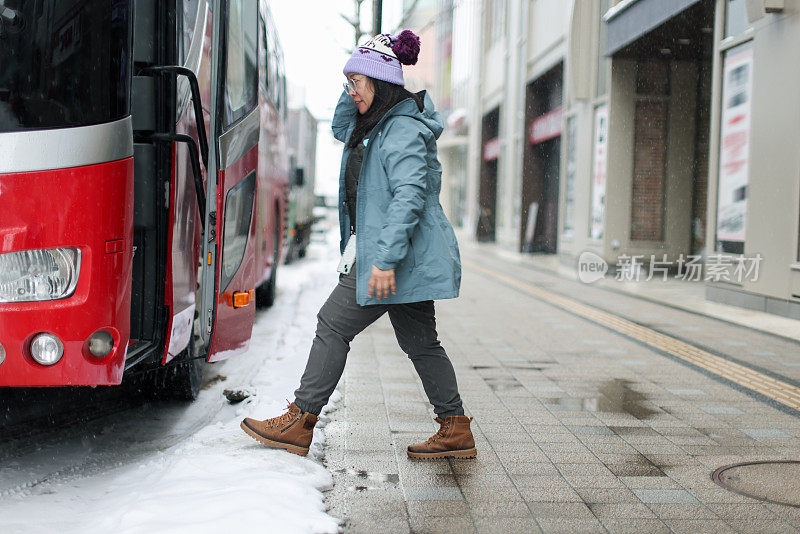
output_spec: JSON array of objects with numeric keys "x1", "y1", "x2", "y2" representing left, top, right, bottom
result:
[
  {"x1": 435, "y1": 0, "x2": 800, "y2": 320},
  {"x1": 567, "y1": 0, "x2": 714, "y2": 270},
  {"x1": 435, "y1": 0, "x2": 481, "y2": 228},
  {"x1": 703, "y1": 0, "x2": 800, "y2": 318}
]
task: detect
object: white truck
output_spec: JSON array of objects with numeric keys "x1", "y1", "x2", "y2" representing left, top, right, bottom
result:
[{"x1": 285, "y1": 107, "x2": 318, "y2": 262}]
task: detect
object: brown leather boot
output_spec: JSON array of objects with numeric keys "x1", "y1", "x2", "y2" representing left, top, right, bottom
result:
[
  {"x1": 407, "y1": 415, "x2": 477, "y2": 459},
  {"x1": 240, "y1": 402, "x2": 318, "y2": 456}
]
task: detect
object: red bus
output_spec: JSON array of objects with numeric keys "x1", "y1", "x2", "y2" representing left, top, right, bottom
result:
[{"x1": 0, "y1": 0, "x2": 290, "y2": 398}]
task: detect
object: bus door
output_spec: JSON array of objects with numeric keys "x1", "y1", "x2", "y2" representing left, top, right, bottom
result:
[{"x1": 199, "y1": 0, "x2": 260, "y2": 361}]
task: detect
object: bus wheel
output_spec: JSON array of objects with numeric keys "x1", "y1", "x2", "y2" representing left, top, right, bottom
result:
[
  {"x1": 166, "y1": 342, "x2": 205, "y2": 401},
  {"x1": 139, "y1": 341, "x2": 204, "y2": 401},
  {"x1": 256, "y1": 256, "x2": 277, "y2": 308},
  {"x1": 297, "y1": 224, "x2": 308, "y2": 259},
  {"x1": 256, "y1": 216, "x2": 280, "y2": 308}
]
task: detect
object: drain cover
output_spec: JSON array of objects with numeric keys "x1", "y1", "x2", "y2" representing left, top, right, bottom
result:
[{"x1": 712, "y1": 461, "x2": 800, "y2": 507}]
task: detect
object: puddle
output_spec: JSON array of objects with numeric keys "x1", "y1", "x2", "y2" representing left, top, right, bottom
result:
[
  {"x1": 484, "y1": 377, "x2": 524, "y2": 391},
  {"x1": 503, "y1": 363, "x2": 549, "y2": 370},
  {"x1": 608, "y1": 455, "x2": 665, "y2": 477},
  {"x1": 543, "y1": 379, "x2": 656, "y2": 419},
  {"x1": 335, "y1": 468, "x2": 399, "y2": 485},
  {"x1": 608, "y1": 426, "x2": 659, "y2": 436},
  {"x1": 473, "y1": 360, "x2": 555, "y2": 372}
]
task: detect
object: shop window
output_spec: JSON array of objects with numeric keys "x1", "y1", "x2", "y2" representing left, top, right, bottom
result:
[
  {"x1": 725, "y1": 0, "x2": 751, "y2": 39},
  {"x1": 715, "y1": 41, "x2": 753, "y2": 254},
  {"x1": 590, "y1": 104, "x2": 608, "y2": 240}
]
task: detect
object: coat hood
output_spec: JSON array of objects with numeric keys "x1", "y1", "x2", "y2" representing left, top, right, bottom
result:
[
  {"x1": 332, "y1": 89, "x2": 444, "y2": 143},
  {"x1": 393, "y1": 90, "x2": 444, "y2": 139}
]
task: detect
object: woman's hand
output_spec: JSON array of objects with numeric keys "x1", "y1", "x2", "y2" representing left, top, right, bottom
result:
[{"x1": 368, "y1": 265, "x2": 396, "y2": 300}]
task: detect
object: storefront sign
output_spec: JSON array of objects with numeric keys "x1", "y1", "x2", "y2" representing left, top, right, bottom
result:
[
  {"x1": 483, "y1": 137, "x2": 500, "y2": 161},
  {"x1": 528, "y1": 107, "x2": 563, "y2": 144},
  {"x1": 716, "y1": 44, "x2": 752, "y2": 244},
  {"x1": 590, "y1": 104, "x2": 608, "y2": 240}
]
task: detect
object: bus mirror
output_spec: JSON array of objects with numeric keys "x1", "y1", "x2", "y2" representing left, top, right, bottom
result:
[{"x1": 294, "y1": 168, "x2": 305, "y2": 187}]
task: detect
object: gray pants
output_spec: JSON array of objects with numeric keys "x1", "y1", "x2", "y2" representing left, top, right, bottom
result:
[{"x1": 293, "y1": 265, "x2": 464, "y2": 418}]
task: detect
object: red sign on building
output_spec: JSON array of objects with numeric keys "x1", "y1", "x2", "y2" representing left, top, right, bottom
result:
[
  {"x1": 528, "y1": 107, "x2": 563, "y2": 145},
  {"x1": 483, "y1": 137, "x2": 500, "y2": 161}
]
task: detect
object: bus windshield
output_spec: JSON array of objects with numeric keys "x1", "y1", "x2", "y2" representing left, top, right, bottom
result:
[{"x1": 0, "y1": 0, "x2": 132, "y2": 132}]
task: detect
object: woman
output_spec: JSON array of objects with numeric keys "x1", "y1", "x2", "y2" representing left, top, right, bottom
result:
[{"x1": 240, "y1": 31, "x2": 475, "y2": 460}]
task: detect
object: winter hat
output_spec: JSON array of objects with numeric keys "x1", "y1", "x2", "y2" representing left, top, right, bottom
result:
[{"x1": 342, "y1": 30, "x2": 420, "y2": 87}]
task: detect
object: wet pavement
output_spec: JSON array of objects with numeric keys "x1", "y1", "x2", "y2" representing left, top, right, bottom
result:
[
  {"x1": 712, "y1": 461, "x2": 800, "y2": 508},
  {"x1": 323, "y1": 242, "x2": 800, "y2": 533}
]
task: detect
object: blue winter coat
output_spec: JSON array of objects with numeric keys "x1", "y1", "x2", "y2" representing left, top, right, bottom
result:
[{"x1": 331, "y1": 89, "x2": 462, "y2": 306}]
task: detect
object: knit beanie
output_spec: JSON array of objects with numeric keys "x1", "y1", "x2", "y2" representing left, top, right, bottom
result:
[{"x1": 342, "y1": 30, "x2": 421, "y2": 86}]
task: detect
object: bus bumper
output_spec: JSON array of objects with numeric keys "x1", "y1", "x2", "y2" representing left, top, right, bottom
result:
[{"x1": 0, "y1": 159, "x2": 134, "y2": 386}]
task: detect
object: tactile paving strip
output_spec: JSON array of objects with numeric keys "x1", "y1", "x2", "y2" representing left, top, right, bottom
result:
[{"x1": 466, "y1": 260, "x2": 800, "y2": 413}]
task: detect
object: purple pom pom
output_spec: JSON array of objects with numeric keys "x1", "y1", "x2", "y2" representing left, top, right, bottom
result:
[{"x1": 391, "y1": 30, "x2": 420, "y2": 66}]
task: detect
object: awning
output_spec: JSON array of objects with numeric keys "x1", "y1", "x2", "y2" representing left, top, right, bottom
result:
[{"x1": 604, "y1": 0, "x2": 702, "y2": 56}]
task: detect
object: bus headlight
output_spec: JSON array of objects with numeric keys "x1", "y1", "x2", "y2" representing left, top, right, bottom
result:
[
  {"x1": 0, "y1": 342, "x2": 5, "y2": 367},
  {"x1": 30, "y1": 333, "x2": 64, "y2": 366},
  {"x1": 0, "y1": 248, "x2": 81, "y2": 302}
]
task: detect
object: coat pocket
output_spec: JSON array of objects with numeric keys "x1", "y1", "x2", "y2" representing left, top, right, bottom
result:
[{"x1": 402, "y1": 237, "x2": 416, "y2": 272}]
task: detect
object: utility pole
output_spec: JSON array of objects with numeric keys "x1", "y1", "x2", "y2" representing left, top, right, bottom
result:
[{"x1": 372, "y1": 0, "x2": 383, "y2": 35}]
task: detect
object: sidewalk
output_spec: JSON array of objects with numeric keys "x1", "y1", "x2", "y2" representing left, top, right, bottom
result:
[
  {"x1": 323, "y1": 240, "x2": 800, "y2": 533},
  {"x1": 459, "y1": 233, "x2": 800, "y2": 344}
]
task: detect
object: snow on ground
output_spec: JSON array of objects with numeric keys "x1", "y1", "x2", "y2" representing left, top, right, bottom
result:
[{"x1": 1, "y1": 223, "x2": 344, "y2": 534}]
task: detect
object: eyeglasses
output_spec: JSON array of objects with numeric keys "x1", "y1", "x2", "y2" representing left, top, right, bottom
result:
[{"x1": 343, "y1": 77, "x2": 361, "y2": 94}]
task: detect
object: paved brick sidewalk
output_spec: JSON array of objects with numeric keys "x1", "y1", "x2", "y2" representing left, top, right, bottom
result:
[{"x1": 323, "y1": 252, "x2": 800, "y2": 533}]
